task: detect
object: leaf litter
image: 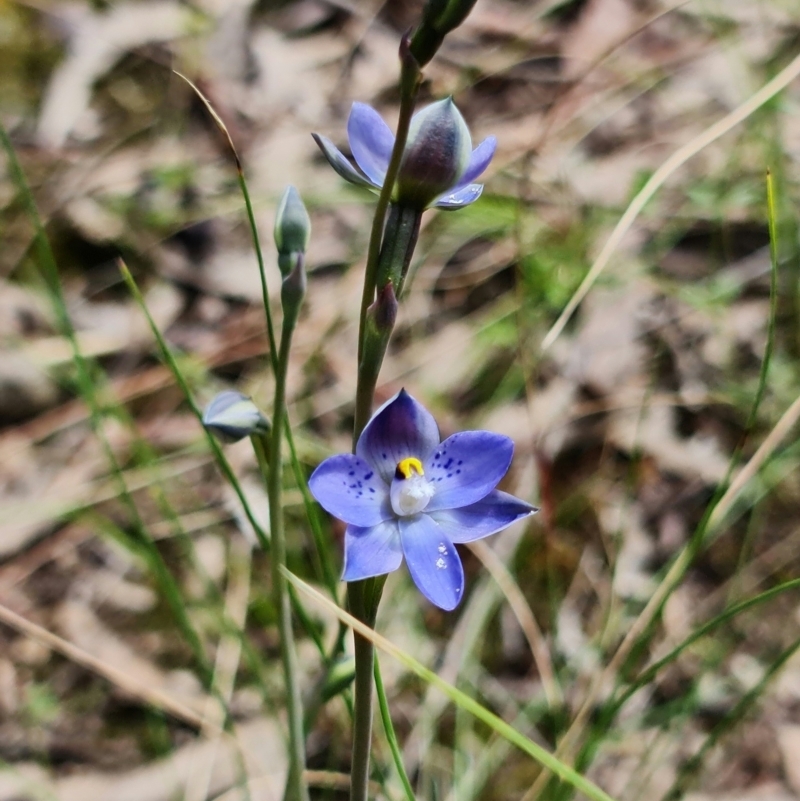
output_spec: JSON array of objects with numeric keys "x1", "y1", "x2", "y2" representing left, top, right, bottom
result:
[{"x1": 1, "y1": 0, "x2": 800, "y2": 799}]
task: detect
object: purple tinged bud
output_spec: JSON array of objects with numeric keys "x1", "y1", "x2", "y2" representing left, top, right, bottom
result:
[
  {"x1": 370, "y1": 282, "x2": 398, "y2": 334},
  {"x1": 315, "y1": 97, "x2": 494, "y2": 211},
  {"x1": 202, "y1": 391, "x2": 270, "y2": 443},
  {"x1": 360, "y1": 283, "x2": 398, "y2": 388},
  {"x1": 397, "y1": 97, "x2": 472, "y2": 210},
  {"x1": 274, "y1": 186, "x2": 310, "y2": 272}
]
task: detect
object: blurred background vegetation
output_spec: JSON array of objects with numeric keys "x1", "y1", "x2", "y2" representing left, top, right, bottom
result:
[{"x1": 2, "y1": 0, "x2": 800, "y2": 800}]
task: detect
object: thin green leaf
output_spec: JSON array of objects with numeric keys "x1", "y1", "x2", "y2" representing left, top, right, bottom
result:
[{"x1": 283, "y1": 569, "x2": 621, "y2": 801}]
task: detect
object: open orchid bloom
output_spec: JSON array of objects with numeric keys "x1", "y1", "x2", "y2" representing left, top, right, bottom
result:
[
  {"x1": 308, "y1": 390, "x2": 536, "y2": 610},
  {"x1": 313, "y1": 98, "x2": 497, "y2": 211}
]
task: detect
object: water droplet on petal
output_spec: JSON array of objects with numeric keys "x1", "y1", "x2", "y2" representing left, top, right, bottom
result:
[
  {"x1": 438, "y1": 543, "x2": 447, "y2": 554},
  {"x1": 436, "y1": 557, "x2": 447, "y2": 570}
]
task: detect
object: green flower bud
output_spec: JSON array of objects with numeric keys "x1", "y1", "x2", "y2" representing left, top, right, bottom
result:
[{"x1": 274, "y1": 186, "x2": 310, "y2": 273}]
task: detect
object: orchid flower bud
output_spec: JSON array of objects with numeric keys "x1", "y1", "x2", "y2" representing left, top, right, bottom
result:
[
  {"x1": 202, "y1": 391, "x2": 270, "y2": 443},
  {"x1": 396, "y1": 97, "x2": 472, "y2": 210},
  {"x1": 312, "y1": 98, "x2": 495, "y2": 211},
  {"x1": 410, "y1": 0, "x2": 480, "y2": 66},
  {"x1": 274, "y1": 186, "x2": 310, "y2": 276}
]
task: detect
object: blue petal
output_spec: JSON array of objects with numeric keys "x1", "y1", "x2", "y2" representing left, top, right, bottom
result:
[
  {"x1": 308, "y1": 454, "x2": 390, "y2": 526},
  {"x1": 357, "y1": 389, "x2": 440, "y2": 484},
  {"x1": 343, "y1": 520, "x2": 403, "y2": 581},
  {"x1": 433, "y1": 183, "x2": 483, "y2": 209},
  {"x1": 428, "y1": 490, "x2": 537, "y2": 543},
  {"x1": 399, "y1": 515, "x2": 464, "y2": 610},
  {"x1": 347, "y1": 103, "x2": 394, "y2": 187},
  {"x1": 453, "y1": 136, "x2": 496, "y2": 188},
  {"x1": 424, "y1": 431, "x2": 513, "y2": 511},
  {"x1": 311, "y1": 133, "x2": 378, "y2": 189}
]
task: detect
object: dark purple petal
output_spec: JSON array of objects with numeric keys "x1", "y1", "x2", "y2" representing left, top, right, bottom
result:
[
  {"x1": 433, "y1": 183, "x2": 483, "y2": 209},
  {"x1": 452, "y1": 136, "x2": 496, "y2": 189},
  {"x1": 309, "y1": 454, "x2": 390, "y2": 526},
  {"x1": 424, "y1": 431, "x2": 514, "y2": 511},
  {"x1": 343, "y1": 520, "x2": 403, "y2": 581},
  {"x1": 357, "y1": 389, "x2": 440, "y2": 484},
  {"x1": 347, "y1": 103, "x2": 394, "y2": 187},
  {"x1": 428, "y1": 490, "x2": 537, "y2": 543},
  {"x1": 311, "y1": 133, "x2": 378, "y2": 189},
  {"x1": 399, "y1": 515, "x2": 464, "y2": 610}
]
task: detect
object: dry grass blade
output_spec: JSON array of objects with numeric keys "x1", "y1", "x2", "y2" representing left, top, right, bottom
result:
[
  {"x1": 541, "y1": 49, "x2": 800, "y2": 351},
  {"x1": 467, "y1": 539, "x2": 562, "y2": 708},
  {"x1": 183, "y1": 536, "x2": 253, "y2": 801},
  {"x1": 522, "y1": 385, "x2": 800, "y2": 799},
  {"x1": 706, "y1": 392, "x2": 800, "y2": 532},
  {"x1": 173, "y1": 71, "x2": 242, "y2": 168},
  {"x1": 283, "y1": 569, "x2": 620, "y2": 801},
  {"x1": 0, "y1": 601, "x2": 207, "y2": 730}
]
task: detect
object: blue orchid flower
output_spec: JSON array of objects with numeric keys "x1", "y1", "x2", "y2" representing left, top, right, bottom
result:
[
  {"x1": 309, "y1": 390, "x2": 536, "y2": 610},
  {"x1": 313, "y1": 98, "x2": 497, "y2": 211}
]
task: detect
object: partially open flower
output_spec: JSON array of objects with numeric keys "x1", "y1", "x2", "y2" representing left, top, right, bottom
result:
[
  {"x1": 313, "y1": 99, "x2": 496, "y2": 211},
  {"x1": 308, "y1": 390, "x2": 536, "y2": 610},
  {"x1": 202, "y1": 391, "x2": 270, "y2": 443}
]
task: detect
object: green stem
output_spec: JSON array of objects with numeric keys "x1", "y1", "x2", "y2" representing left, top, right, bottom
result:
[
  {"x1": 349, "y1": 590, "x2": 376, "y2": 801},
  {"x1": 375, "y1": 204, "x2": 423, "y2": 297},
  {"x1": 348, "y1": 46, "x2": 421, "y2": 801},
  {"x1": 356, "y1": 49, "x2": 421, "y2": 370},
  {"x1": 347, "y1": 576, "x2": 386, "y2": 801},
  {"x1": 262, "y1": 308, "x2": 309, "y2": 801}
]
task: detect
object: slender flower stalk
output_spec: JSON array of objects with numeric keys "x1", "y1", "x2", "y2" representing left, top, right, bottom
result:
[
  {"x1": 268, "y1": 187, "x2": 311, "y2": 801},
  {"x1": 266, "y1": 322, "x2": 308, "y2": 801},
  {"x1": 312, "y1": 11, "x2": 489, "y2": 799},
  {"x1": 355, "y1": 38, "x2": 422, "y2": 375},
  {"x1": 342, "y1": 38, "x2": 424, "y2": 801}
]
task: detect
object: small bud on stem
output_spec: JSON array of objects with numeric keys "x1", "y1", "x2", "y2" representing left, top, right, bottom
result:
[
  {"x1": 202, "y1": 391, "x2": 271, "y2": 443},
  {"x1": 274, "y1": 186, "x2": 311, "y2": 271}
]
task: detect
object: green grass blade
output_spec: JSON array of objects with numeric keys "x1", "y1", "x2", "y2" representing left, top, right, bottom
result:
[
  {"x1": 661, "y1": 636, "x2": 800, "y2": 801},
  {"x1": 617, "y1": 576, "x2": 800, "y2": 708},
  {"x1": 118, "y1": 259, "x2": 270, "y2": 550},
  {"x1": 174, "y1": 71, "x2": 338, "y2": 602},
  {"x1": 374, "y1": 657, "x2": 417, "y2": 801},
  {"x1": 1, "y1": 123, "x2": 213, "y2": 687},
  {"x1": 553, "y1": 166, "x2": 788, "y2": 801},
  {"x1": 284, "y1": 568, "x2": 621, "y2": 801}
]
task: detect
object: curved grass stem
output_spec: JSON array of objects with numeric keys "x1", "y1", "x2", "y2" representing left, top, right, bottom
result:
[{"x1": 263, "y1": 307, "x2": 309, "y2": 801}]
